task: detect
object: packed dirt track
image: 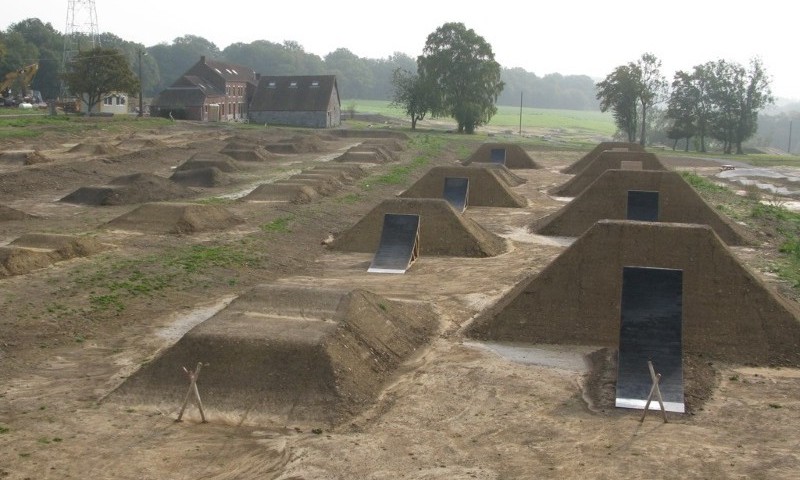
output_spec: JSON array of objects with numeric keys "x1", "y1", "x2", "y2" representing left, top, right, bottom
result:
[{"x1": 0, "y1": 118, "x2": 799, "y2": 479}]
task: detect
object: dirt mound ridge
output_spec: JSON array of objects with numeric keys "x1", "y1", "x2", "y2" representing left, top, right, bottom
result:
[
  {"x1": 328, "y1": 129, "x2": 410, "y2": 140},
  {"x1": 108, "y1": 285, "x2": 437, "y2": 425},
  {"x1": 68, "y1": 143, "x2": 122, "y2": 155},
  {"x1": 400, "y1": 166, "x2": 527, "y2": 207},
  {"x1": 170, "y1": 167, "x2": 234, "y2": 187},
  {"x1": 117, "y1": 138, "x2": 167, "y2": 149},
  {"x1": 467, "y1": 220, "x2": 800, "y2": 366},
  {"x1": 263, "y1": 135, "x2": 328, "y2": 154},
  {"x1": 0, "y1": 150, "x2": 49, "y2": 165},
  {"x1": 220, "y1": 142, "x2": 274, "y2": 162},
  {"x1": 551, "y1": 151, "x2": 667, "y2": 197},
  {"x1": 60, "y1": 173, "x2": 195, "y2": 206},
  {"x1": 329, "y1": 198, "x2": 507, "y2": 257},
  {"x1": 533, "y1": 170, "x2": 752, "y2": 245},
  {"x1": 462, "y1": 143, "x2": 542, "y2": 169},
  {"x1": 243, "y1": 183, "x2": 318, "y2": 203},
  {"x1": 303, "y1": 164, "x2": 367, "y2": 182},
  {"x1": 275, "y1": 173, "x2": 344, "y2": 196},
  {"x1": 178, "y1": 153, "x2": 239, "y2": 172},
  {"x1": 1, "y1": 234, "x2": 106, "y2": 277},
  {"x1": 106, "y1": 202, "x2": 244, "y2": 234},
  {"x1": 361, "y1": 138, "x2": 407, "y2": 151},
  {"x1": 0, "y1": 205, "x2": 35, "y2": 221},
  {"x1": 469, "y1": 164, "x2": 526, "y2": 186},
  {"x1": 333, "y1": 145, "x2": 396, "y2": 164},
  {"x1": 562, "y1": 142, "x2": 645, "y2": 174}
]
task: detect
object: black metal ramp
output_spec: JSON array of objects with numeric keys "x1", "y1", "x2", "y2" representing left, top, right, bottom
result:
[
  {"x1": 627, "y1": 190, "x2": 659, "y2": 221},
  {"x1": 442, "y1": 177, "x2": 469, "y2": 212},
  {"x1": 367, "y1": 213, "x2": 420, "y2": 274},
  {"x1": 490, "y1": 148, "x2": 507, "y2": 164},
  {"x1": 616, "y1": 266, "x2": 685, "y2": 413}
]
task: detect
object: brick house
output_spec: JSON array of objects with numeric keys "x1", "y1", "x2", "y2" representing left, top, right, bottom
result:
[
  {"x1": 150, "y1": 56, "x2": 257, "y2": 121},
  {"x1": 248, "y1": 75, "x2": 341, "y2": 128}
]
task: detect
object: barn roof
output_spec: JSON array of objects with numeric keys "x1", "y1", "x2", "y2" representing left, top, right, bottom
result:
[{"x1": 250, "y1": 75, "x2": 338, "y2": 112}]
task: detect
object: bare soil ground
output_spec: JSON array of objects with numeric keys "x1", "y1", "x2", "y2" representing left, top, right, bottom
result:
[{"x1": 0, "y1": 120, "x2": 799, "y2": 479}]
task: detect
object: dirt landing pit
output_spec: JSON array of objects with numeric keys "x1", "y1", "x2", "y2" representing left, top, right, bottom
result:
[
  {"x1": 108, "y1": 284, "x2": 437, "y2": 425},
  {"x1": 328, "y1": 197, "x2": 507, "y2": 257},
  {"x1": 105, "y1": 202, "x2": 244, "y2": 234}
]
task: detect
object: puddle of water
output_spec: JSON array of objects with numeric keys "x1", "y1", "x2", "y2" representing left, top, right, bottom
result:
[{"x1": 465, "y1": 341, "x2": 599, "y2": 372}]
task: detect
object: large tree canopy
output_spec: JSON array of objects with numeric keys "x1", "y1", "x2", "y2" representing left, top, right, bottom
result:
[
  {"x1": 391, "y1": 68, "x2": 437, "y2": 130},
  {"x1": 596, "y1": 53, "x2": 667, "y2": 145},
  {"x1": 64, "y1": 47, "x2": 139, "y2": 113},
  {"x1": 417, "y1": 22, "x2": 504, "y2": 133}
]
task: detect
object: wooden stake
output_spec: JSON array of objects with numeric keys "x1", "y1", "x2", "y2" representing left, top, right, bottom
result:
[
  {"x1": 176, "y1": 362, "x2": 207, "y2": 423},
  {"x1": 640, "y1": 360, "x2": 668, "y2": 423}
]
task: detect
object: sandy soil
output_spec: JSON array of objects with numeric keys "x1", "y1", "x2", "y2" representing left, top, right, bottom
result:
[{"x1": 0, "y1": 121, "x2": 799, "y2": 479}]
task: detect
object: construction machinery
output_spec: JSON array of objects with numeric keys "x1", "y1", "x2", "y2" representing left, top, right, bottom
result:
[{"x1": 0, "y1": 63, "x2": 41, "y2": 106}]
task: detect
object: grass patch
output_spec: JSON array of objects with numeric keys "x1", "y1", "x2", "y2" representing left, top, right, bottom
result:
[
  {"x1": 337, "y1": 193, "x2": 362, "y2": 204},
  {"x1": 679, "y1": 171, "x2": 730, "y2": 194},
  {"x1": 167, "y1": 245, "x2": 253, "y2": 273},
  {"x1": 260, "y1": 216, "x2": 293, "y2": 233},
  {"x1": 0, "y1": 426, "x2": 9, "y2": 434},
  {"x1": 195, "y1": 196, "x2": 234, "y2": 205}
]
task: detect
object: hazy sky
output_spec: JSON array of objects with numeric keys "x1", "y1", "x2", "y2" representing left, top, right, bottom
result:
[{"x1": 2, "y1": 0, "x2": 797, "y2": 100}]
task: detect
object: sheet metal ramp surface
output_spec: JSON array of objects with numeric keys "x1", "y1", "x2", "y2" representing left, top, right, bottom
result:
[
  {"x1": 443, "y1": 177, "x2": 469, "y2": 212},
  {"x1": 490, "y1": 148, "x2": 507, "y2": 165},
  {"x1": 367, "y1": 213, "x2": 420, "y2": 274},
  {"x1": 615, "y1": 266, "x2": 685, "y2": 413}
]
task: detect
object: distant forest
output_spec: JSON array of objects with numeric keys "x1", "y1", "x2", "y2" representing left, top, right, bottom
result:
[{"x1": 0, "y1": 19, "x2": 599, "y2": 110}]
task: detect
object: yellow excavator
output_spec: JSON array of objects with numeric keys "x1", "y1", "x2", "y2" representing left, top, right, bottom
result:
[{"x1": 0, "y1": 63, "x2": 40, "y2": 106}]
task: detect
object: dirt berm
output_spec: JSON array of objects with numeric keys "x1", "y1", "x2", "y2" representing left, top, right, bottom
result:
[
  {"x1": 399, "y1": 166, "x2": 527, "y2": 207},
  {"x1": 551, "y1": 151, "x2": 666, "y2": 196},
  {"x1": 108, "y1": 285, "x2": 438, "y2": 425},
  {"x1": 462, "y1": 143, "x2": 542, "y2": 169},
  {"x1": 533, "y1": 169, "x2": 752, "y2": 245},
  {"x1": 467, "y1": 220, "x2": 800, "y2": 366},
  {"x1": 562, "y1": 141, "x2": 645, "y2": 174},
  {"x1": 105, "y1": 202, "x2": 244, "y2": 234},
  {"x1": 328, "y1": 198, "x2": 508, "y2": 257}
]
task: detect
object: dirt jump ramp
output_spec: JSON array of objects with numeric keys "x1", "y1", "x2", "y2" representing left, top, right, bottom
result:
[
  {"x1": 0, "y1": 205, "x2": 35, "y2": 221},
  {"x1": 533, "y1": 169, "x2": 752, "y2": 245},
  {"x1": 177, "y1": 153, "x2": 240, "y2": 172},
  {"x1": 328, "y1": 198, "x2": 507, "y2": 257},
  {"x1": 467, "y1": 220, "x2": 800, "y2": 366},
  {"x1": 399, "y1": 166, "x2": 527, "y2": 208},
  {"x1": 109, "y1": 284, "x2": 437, "y2": 425},
  {"x1": 170, "y1": 167, "x2": 234, "y2": 187},
  {"x1": 242, "y1": 183, "x2": 319, "y2": 204},
  {"x1": 0, "y1": 233, "x2": 107, "y2": 277},
  {"x1": 60, "y1": 173, "x2": 196, "y2": 206},
  {"x1": 562, "y1": 142, "x2": 645, "y2": 174},
  {"x1": 551, "y1": 151, "x2": 667, "y2": 197},
  {"x1": 461, "y1": 143, "x2": 542, "y2": 169},
  {"x1": 106, "y1": 202, "x2": 244, "y2": 234}
]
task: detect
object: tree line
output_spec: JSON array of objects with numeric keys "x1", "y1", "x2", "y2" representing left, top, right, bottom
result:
[
  {"x1": 597, "y1": 52, "x2": 775, "y2": 154},
  {"x1": 0, "y1": 18, "x2": 598, "y2": 110}
]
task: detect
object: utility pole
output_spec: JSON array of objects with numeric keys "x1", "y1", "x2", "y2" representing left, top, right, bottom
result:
[{"x1": 137, "y1": 48, "x2": 146, "y2": 117}]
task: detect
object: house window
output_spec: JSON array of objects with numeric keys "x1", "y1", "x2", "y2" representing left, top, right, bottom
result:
[
  {"x1": 311, "y1": 80, "x2": 319, "y2": 87},
  {"x1": 267, "y1": 81, "x2": 276, "y2": 88},
  {"x1": 289, "y1": 81, "x2": 298, "y2": 88},
  {"x1": 118, "y1": 96, "x2": 125, "y2": 105},
  {"x1": 103, "y1": 97, "x2": 113, "y2": 105}
]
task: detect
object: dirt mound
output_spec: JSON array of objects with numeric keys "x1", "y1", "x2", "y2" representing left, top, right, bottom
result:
[
  {"x1": 562, "y1": 142, "x2": 645, "y2": 174},
  {"x1": 304, "y1": 165, "x2": 367, "y2": 182},
  {"x1": 60, "y1": 173, "x2": 196, "y2": 206},
  {"x1": 328, "y1": 129, "x2": 410, "y2": 140},
  {"x1": 533, "y1": 169, "x2": 752, "y2": 245},
  {"x1": 242, "y1": 183, "x2": 319, "y2": 203},
  {"x1": 467, "y1": 220, "x2": 800, "y2": 366},
  {"x1": 277, "y1": 173, "x2": 344, "y2": 196},
  {"x1": 0, "y1": 234, "x2": 106, "y2": 277},
  {"x1": 551, "y1": 151, "x2": 667, "y2": 197},
  {"x1": 106, "y1": 202, "x2": 244, "y2": 234},
  {"x1": 263, "y1": 135, "x2": 328, "y2": 154},
  {"x1": 0, "y1": 205, "x2": 35, "y2": 221},
  {"x1": 348, "y1": 144, "x2": 398, "y2": 161},
  {"x1": 219, "y1": 148, "x2": 272, "y2": 162},
  {"x1": 117, "y1": 138, "x2": 167, "y2": 149},
  {"x1": 329, "y1": 198, "x2": 507, "y2": 257},
  {"x1": 333, "y1": 145, "x2": 396, "y2": 164},
  {"x1": 108, "y1": 285, "x2": 437, "y2": 425},
  {"x1": 170, "y1": 167, "x2": 234, "y2": 187},
  {"x1": 469, "y1": 164, "x2": 526, "y2": 186},
  {"x1": 361, "y1": 138, "x2": 407, "y2": 151},
  {"x1": 68, "y1": 143, "x2": 122, "y2": 156},
  {"x1": 399, "y1": 166, "x2": 528, "y2": 207},
  {"x1": 178, "y1": 152, "x2": 239, "y2": 172},
  {"x1": 462, "y1": 143, "x2": 542, "y2": 169},
  {"x1": 0, "y1": 150, "x2": 46, "y2": 165}
]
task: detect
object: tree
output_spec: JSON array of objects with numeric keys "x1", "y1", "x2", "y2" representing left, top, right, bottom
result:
[
  {"x1": 8, "y1": 19, "x2": 62, "y2": 100},
  {"x1": 635, "y1": 53, "x2": 668, "y2": 146},
  {"x1": 596, "y1": 65, "x2": 640, "y2": 142},
  {"x1": 596, "y1": 53, "x2": 667, "y2": 145},
  {"x1": 391, "y1": 68, "x2": 437, "y2": 130},
  {"x1": 148, "y1": 35, "x2": 219, "y2": 93},
  {"x1": 417, "y1": 22, "x2": 504, "y2": 133},
  {"x1": 734, "y1": 58, "x2": 773, "y2": 154},
  {"x1": 63, "y1": 47, "x2": 139, "y2": 113},
  {"x1": 324, "y1": 48, "x2": 374, "y2": 99}
]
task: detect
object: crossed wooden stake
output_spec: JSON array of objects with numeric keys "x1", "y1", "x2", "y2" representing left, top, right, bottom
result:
[
  {"x1": 640, "y1": 360, "x2": 668, "y2": 423},
  {"x1": 176, "y1": 362, "x2": 207, "y2": 423}
]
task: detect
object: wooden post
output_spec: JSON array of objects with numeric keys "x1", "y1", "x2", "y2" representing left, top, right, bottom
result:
[
  {"x1": 640, "y1": 360, "x2": 668, "y2": 423},
  {"x1": 176, "y1": 362, "x2": 207, "y2": 423}
]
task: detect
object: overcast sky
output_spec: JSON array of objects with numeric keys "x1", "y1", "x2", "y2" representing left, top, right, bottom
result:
[{"x1": 2, "y1": 0, "x2": 797, "y2": 100}]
